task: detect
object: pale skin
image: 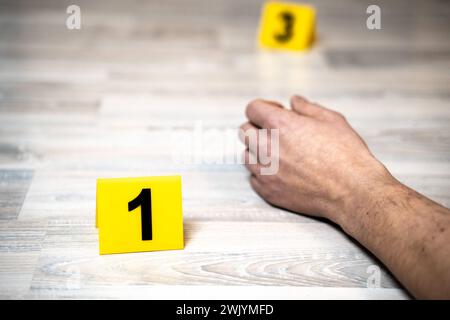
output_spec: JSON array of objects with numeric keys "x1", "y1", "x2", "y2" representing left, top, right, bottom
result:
[{"x1": 239, "y1": 96, "x2": 450, "y2": 299}]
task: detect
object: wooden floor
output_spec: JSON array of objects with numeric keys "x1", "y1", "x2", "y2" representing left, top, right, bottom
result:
[{"x1": 1, "y1": 0, "x2": 449, "y2": 299}]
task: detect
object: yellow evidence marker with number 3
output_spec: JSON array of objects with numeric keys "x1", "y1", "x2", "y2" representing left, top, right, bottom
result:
[
  {"x1": 258, "y1": 1, "x2": 316, "y2": 51},
  {"x1": 96, "y1": 176, "x2": 184, "y2": 255}
]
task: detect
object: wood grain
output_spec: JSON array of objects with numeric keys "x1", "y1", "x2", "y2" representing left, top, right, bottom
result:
[
  {"x1": 0, "y1": 170, "x2": 33, "y2": 219},
  {"x1": 0, "y1": 220, "x2": 46, "y2": 298},
  {"x1": 28, "y1": 220, "x2": 403, "y2": 299}
]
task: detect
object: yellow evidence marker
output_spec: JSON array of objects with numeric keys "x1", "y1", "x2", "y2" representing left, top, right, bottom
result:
[
  {"x1": 258, "y1": 1, "x2": 316, "y2": 51},
  {"x1": 96, "y1": 175, "x2": 184, "y2": 255}
]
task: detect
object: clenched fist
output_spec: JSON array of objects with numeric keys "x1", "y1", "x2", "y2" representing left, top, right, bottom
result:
[{"x1": 239, "y1": 95, "x2": 391, "y2": 226}]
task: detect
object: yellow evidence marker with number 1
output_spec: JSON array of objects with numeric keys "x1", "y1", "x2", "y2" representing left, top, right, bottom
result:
[
  {"x1": 258, "y1": 1, "x2": 316, "y2": 51},
  {"x1": 96, "y1": 175, "x2": 184, "y2": 255}
]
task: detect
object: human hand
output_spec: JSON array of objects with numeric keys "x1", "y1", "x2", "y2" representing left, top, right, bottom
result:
[{"x1": 239, "y1": 96, "x2": 393, "y2": 225}]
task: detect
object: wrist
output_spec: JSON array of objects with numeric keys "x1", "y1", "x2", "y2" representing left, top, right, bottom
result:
[{"x1": 333, "y1": 159, "x2": 401, "y2": 235}]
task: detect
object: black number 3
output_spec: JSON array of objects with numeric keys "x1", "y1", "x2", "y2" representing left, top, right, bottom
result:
[
  {"x1": 128, "y1": 188, "x2": 153, "y2": 241},
  {"x1": 275, "y1": 11, "x2": 295, "y2": 43}
]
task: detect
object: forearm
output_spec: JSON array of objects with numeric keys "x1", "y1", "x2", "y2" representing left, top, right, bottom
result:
[
  {"x1": 336, "y1": 164, "x2": 450, "y2": 299},
  {"x1": 240, "y1": 96, "x2": 450, "y2": 298}
]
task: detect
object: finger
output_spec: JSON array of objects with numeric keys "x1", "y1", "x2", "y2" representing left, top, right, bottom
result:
[
  {"x1": 238, "y1": 122, "x2": 258, "y2": 152},
  {"x1": 249, "y1": 175, "x2": 275, "y2": 205},
  {"x1": 243, "y1": 150, "x2": 261, "y2": 176},
  {"x1": 249, "y1": 175, "x2": 266, "y2": 197},
  {"x1": 245, "y1": 99, "x2": 287, "y2": 129},
  {"x1": 290, "y1": 95, "x2": 341, "y2": 121}
]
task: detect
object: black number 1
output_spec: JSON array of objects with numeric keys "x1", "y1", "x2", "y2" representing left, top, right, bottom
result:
[
  {"x1": 128, "y1": 188, "x2": 153, "y2": 241},
  {"x1": 275, "y1": 11, "x2": 295, "y2": 43}
]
